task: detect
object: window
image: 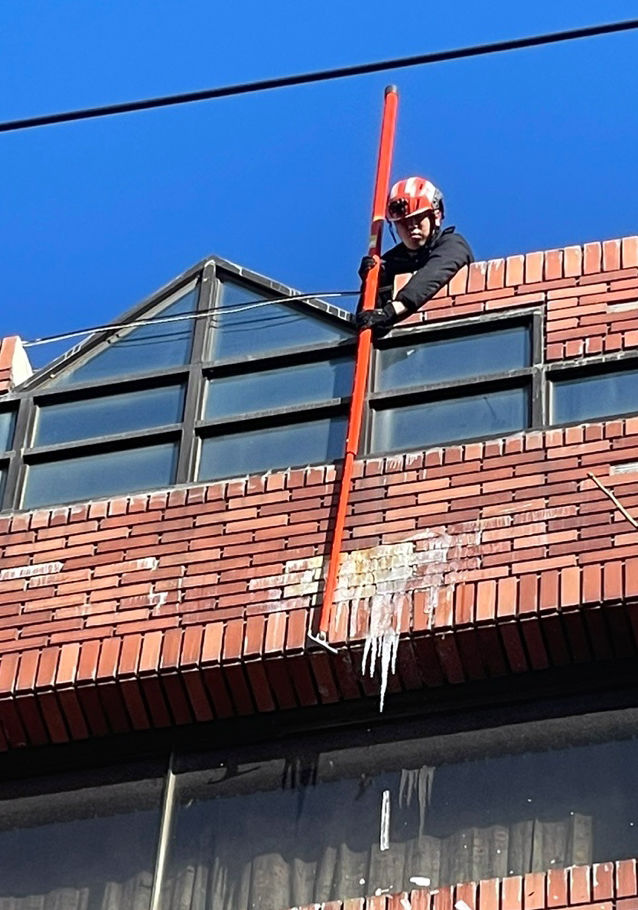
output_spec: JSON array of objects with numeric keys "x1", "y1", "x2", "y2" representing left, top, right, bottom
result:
[
  {"x1": 0, "y1": 762, "x2": 165, "y2": 910},
  {"x1": 34, "y1": 384, "x2": 186, "y2": 447},
  {"x1": 195, "y1": 279, "x2": 355, "y2": 482},
  {"x1": 0, "y1": 268, "x2": 355, "y2": 510},
  {"x1": 369, "y1": 318, "x2": 537, "y2": 454},
  {"x1": 1, "y1": 703, "x2": 638, "y2": 909},
  {"x1": 551, "y1": 360, "x2": 638, "y2": 424},
  {"x1": 207, "y1": 279, "x2": 352, "y2": 362},
  {"x1": 50, "y1": 283, "x2": 198, "y2": 388},
  {"x1": 23, "y1": 441, "x2": 179, "y2": 509},
  {"x1": 0, "y1": 409, "x2": 16, "y2": 452},
  {"x1": 162, "y1": 710, "x2": 638, "y2": 908},
  {"x1": 199, "y1": 413, "x2": 348, "y2": 480}
]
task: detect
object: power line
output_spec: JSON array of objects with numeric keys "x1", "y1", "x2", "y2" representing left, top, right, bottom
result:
[
  {"x1": 2, "y1": 18, "x2": 638, "y2": 133},
  {"x1": 21, "y1": 290, "x2": 360, "y2": 347}
]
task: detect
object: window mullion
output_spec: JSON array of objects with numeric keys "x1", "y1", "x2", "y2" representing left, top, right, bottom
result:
[
  {"x1": 4, "y1": 396, "x2": 35, "y2": 511},
  {"x1": 149, "y1": 752, "x2": 177, "y2": 910},
  {"x1": 175, "y1": 263, "x2": 217, "y2": 484}
]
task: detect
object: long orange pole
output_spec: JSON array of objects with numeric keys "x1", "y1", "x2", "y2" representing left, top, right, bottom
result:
[{"x1": 313, "y1": 85, "x2": 399, "y2": 647}]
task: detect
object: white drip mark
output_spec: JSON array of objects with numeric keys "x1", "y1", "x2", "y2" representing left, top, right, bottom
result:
[
  {"x1": 456, "y1": 902, "x2": 473, "y2": 910},
  {"x1": 362, "y1": 593, "x2": 404, "y2": 711},
  {"x1": 380, "y1": 789, "x2": 391, "y2": 851}
]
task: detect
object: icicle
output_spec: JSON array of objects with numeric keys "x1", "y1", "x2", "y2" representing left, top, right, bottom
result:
[
  {"x1": 380, "y1": 789, "x2": 391, "y2": 851},
  {"x1": 399, "y1": 766, "x2": 435, "y2": 835},
  {"x1": 362, "y1": 593, "x2": 404, "y2": 711}
]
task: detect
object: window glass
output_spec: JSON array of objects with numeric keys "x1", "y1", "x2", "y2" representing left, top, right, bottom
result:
[
  {"x1": 0, "y1": 773, "x2": 163, "y2": 910},
  {"x1": 163, "y1": 718, "x2": 638, "y2": 909},
  {"x1": 23, "y1": 441, "x2": 178, "y2": 508},
  {"x1": 0, "y1": 466, "x2": 5, "y2": 504},
  {"x1": 34, "y1": 385, "x2": 186, "y2": 447},
  {"x1": 552, "y1": 365, "x2": 638, "y2": 424},
  {"x1": 208, "y1": 280, "x2": 352, "y2": 361},
  {"x1": 51, "y1": 284, "x2": 198, "y2": 387},
  {"x1": 376, "y1": 323, "x2": 531, "y2": 393},
  {"x1": 205, "y1": 357, "x2": 353, "y2": 420},
  {"x1": 372, "y1": 385, "x2": 529, "y2": 452},
  {"x1": 198, "y1": 415, "x2": 347, "y2": 480},
  {"x1": 0, "y1": 409, "x2": 16, "y2": 452}
]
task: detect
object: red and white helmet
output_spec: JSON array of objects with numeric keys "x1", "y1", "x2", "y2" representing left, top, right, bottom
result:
[{"x1": 386, "y1": 177, "x2": 444, "y2": 222}]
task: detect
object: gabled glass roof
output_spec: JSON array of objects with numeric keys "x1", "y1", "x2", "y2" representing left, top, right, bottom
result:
[{"x1": 21, "y1": 254, "x2": 355, "y2": 393}]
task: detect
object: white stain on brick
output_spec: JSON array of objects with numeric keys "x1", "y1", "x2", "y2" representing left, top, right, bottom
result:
[
  {"x1": 134, "y1": 557, "x2": 158, "y2": 571},
  {"x1": 0, "y1": 561, "x2": 64, "y2": 581},
  {"x1": 148, "y1": 589, "x2": 168, "y2": 610},
  {"x1": 250, "y1": 520, "x2": 487, "y2": 707},
  {"x1": 611, "y1": 461, "x2": 638, "y2": 475}
]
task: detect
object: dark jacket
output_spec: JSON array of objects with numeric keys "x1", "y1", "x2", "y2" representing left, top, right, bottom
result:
[{"x1": 380, "y1": 226, "x2": 473, "y2": 313}]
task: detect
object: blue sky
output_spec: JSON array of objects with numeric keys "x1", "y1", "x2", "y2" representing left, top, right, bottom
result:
[{"x1": 2, "y1": 0, "x2": 638, "y2": 368}]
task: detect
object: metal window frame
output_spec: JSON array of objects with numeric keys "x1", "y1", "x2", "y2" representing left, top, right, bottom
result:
[
  {"x1": 9, "y1": 283, "x2": 638, "y2": 512},
  {"x1": 363, "y1": 310, "x2": 543, "y2": 454},
  {"x1": 0, "y1": 267, "x2": 356, "y2": 513},
  {"x1": 547, "y1": 348, "x2": 638, "y2": 427}
]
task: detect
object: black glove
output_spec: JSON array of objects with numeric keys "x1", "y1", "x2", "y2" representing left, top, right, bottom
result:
[
  {"x1": 355, "y1": 302, "x2": 396, "y2": 331},
  {"x1": 358, "y1": 255, "x2": 384, "y2": 282}
]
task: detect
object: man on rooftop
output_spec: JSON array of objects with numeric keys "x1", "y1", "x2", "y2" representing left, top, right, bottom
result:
[{"x1": 356, "y1": 176, "x2": 473, "y2": 331}]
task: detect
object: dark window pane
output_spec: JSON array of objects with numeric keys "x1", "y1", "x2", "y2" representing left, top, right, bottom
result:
[
  {"x1": 163, "y1": 715, "x2": 638, "y2": 908},
  {"x1": 51, "y1": 284, "x2": 198, "y2": 387},
  {"x1": 377, "y1": 324, "x2": 531, "y2": 392},
  {"x1": 0, "y1": 466, "x2": 5, "y2": 503},
  {"x1": 208, "y1": 280, "x2": 352, "y2": 361},
  {"x1": 35, "y1": 385, "x2": 186, "y2": 446},
  {"x1": 23, "y1": 442, "x2": 178, "y2": 508},
  {"x1": 0, "y1": 774, "x2": 163, "y2": 910},
  {"x1": 198, "y1": 416, "x2": 346, "y2": 480},
  {"x1": 205, "y1": 357, "x2": 353, "y2": 419},
  {"x1": 553, "y1": 365, "x2": 638, "y2": 423},
  {"x1": 372, "y1": 385, "x2": 529, "y2": 452},
  {"x1": 0, "y1": 410, "x2": 16, "y2": 451}
]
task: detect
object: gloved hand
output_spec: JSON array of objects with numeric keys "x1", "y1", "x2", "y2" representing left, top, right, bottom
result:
[
  {"x1": 355, "y1": 302, "x2": 396, "y2": 331},
  {"x1": 358, "y1": 255, "x2": 381, "y2": 282}
]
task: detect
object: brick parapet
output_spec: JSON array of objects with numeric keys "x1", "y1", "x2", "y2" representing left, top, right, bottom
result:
[
  {"x1": 280, "y1": 857, "x2": 637, "y2": 910},
  {"x1": 2, "y1": 235, "x2": 638, "y2": 748},
  {"x1": 393, "y1": 234, "x2": 638, "y2": 363},
  {"x1": 1, "y1": 415, "x2": 638, "y2": 746}
]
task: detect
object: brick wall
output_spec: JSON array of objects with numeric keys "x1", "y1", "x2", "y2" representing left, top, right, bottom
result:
[
  {"x1": 1, "y1": 235, "x2": 638, "y2": 750},
  {"x1": 291, "y1": 858, "x2": 638, "y2": 910}
]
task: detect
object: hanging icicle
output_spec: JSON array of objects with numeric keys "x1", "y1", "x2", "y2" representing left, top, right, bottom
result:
[
  {"x1": 362, "y1": 593, "x2": 406, "y2": 711},
  {"x1": 399, "y1": 765, "x2": 435, "y2": 835}
]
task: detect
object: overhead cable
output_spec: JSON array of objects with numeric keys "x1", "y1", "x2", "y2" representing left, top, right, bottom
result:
[
  {"x1": 21, "y1": 290, "x2": 360, "y2": 347},
  {"x1": 1, "y1": 18, "x2": 638, "y2": 133}
]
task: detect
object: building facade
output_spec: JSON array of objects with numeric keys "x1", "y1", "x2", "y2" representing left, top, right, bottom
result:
[{"x1": 1, "y1": 237, "x2": 638, "y2": 910}]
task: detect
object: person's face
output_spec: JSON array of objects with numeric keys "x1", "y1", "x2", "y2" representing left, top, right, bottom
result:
[{"x1": 396, "y1": 210, "x2": 435, "y2": 250}]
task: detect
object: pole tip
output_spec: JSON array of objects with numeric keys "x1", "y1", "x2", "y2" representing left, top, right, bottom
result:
[{"x1": 385, "y1": 84, "x2": 398, "y2": 96}]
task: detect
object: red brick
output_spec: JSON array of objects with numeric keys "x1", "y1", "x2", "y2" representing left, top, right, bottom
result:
[
  {"x1": 57, "y1": 686, "x2": 90, "y2": 740},
  {"x1": 617, "y1": 859, "x2": 638, "y2": 898},
  {"x1": 603, "y1": 238, "x2": 621, "y2": 271},
  {"x1": 545, "y1": 249, "x2": 563, "y2": 280},
  {"x1": 434, "y1": 632, "x2": 465, "y2": 684},
  {"x1": 160, "y1": 672, "x2": 193, "y2": 725},
  {"x1": 622, "y1": 237, "x2": 638, "y2": 269},
  {"x1": 524, "y1": 873, "x2": 545, "y2": 910},
  {"x1": 593, "y1": 863, "x2": 614, "y2": 901},
  {"x1": 569, "y1": 865, "x2": 591, "y2": 904},
  {"x1": 547, "y1": 868, "x2": 568, "y2": 907},
  {"x1": 506, "y1": 254, "x2": 525, "y2": 286},
  {"x1": 498, "y1": 614, "x2": 528, "y2": 673},
  {"x1": 503, "y1": 875, "x2": 523, "y2": 910},
  {"x1": 584, "y1": 242, "x2": 602, "y2": 274},
  {"x1": 15, "y1": 695, "x2": 49, "y2": 746}
]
